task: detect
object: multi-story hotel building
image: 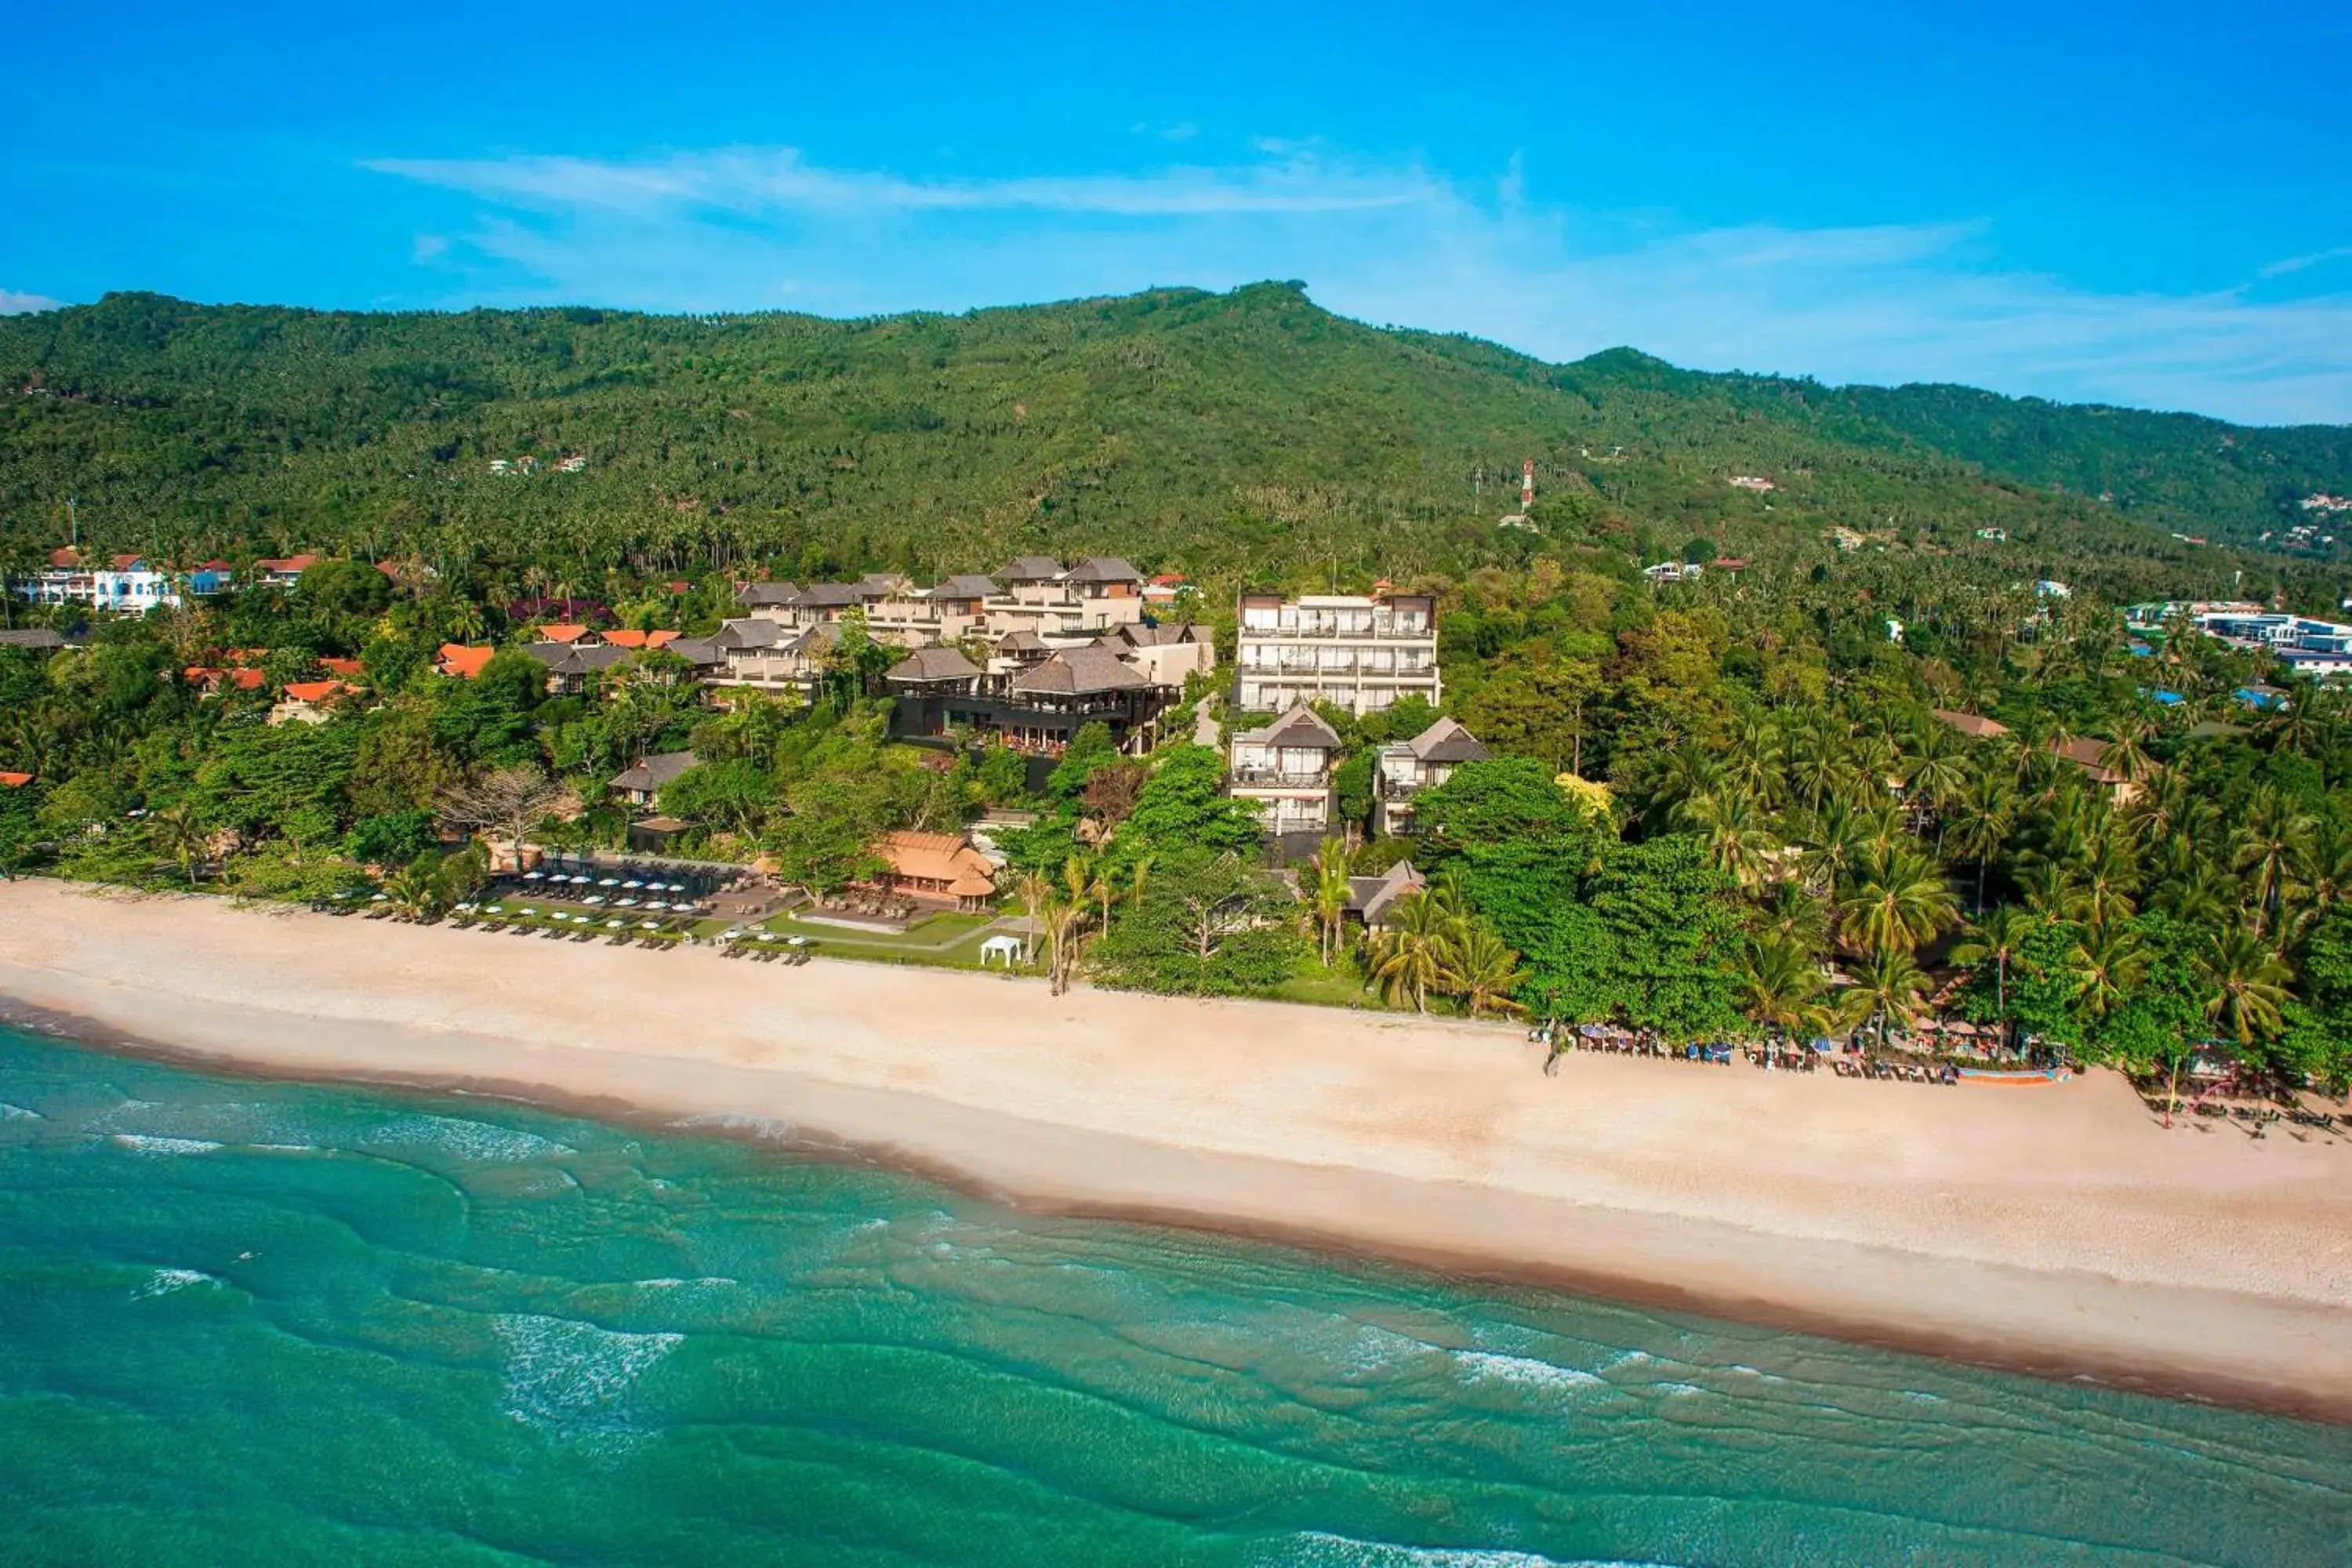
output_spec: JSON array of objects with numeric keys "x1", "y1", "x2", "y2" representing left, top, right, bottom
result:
[{"x1": 1233, "y1": 592, "x2": 1440, "y2": 716}]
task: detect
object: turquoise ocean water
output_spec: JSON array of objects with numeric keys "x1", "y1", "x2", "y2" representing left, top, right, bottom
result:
[{"x1": 2, "y1": 1023, "x2": 2348, "y2": 1566}]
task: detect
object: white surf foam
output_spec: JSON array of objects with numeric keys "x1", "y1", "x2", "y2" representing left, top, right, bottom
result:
[
  {"x1": 0, "y1": 1102, "x2": 42, "y2": 1121},
  {"x1": 1456, "y1": 1349, "x2": 1607, "y2": 1393},
  {"x1": 110, "y1": 1134, "x2": 223, "y2": 1156},
  {"x1": 1269, "y1": 1531, "x2": 1668, "y2": 1566},
  {"x1": 493, "y1": 1312, "x2": 681, "y2": 1434},
  {"x1": 363, "y1": 1114, "x2": 573, "y2": 1164},
  {"x1": 131, "y1": 1267, "x2": 220, "y2": 1300}
]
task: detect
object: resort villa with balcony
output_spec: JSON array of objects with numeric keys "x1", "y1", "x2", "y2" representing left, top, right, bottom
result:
[
  {"x1": 1229, "y1": 706, "x2": 1345, "y2": 846},
  {"x1": 1234, "y1": 591, "x2": 1439, "y2": 716},
  {"x1": 1372, "y1": 717, "x2": 1490, "y2": 835}
]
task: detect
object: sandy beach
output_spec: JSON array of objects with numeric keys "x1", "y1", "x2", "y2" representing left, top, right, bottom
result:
[{"x1": 3, "y1": 878, "x2": 2349, "y2": 1421}]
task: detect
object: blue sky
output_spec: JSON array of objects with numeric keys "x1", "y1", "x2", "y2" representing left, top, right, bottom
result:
[{"x1": 5, "y1": 1, "x2": 2350, "y2": 423}]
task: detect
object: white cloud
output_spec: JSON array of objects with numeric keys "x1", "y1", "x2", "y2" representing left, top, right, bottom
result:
[
  {"x1": 364, "y1": 147, "x2": 2352, "y2": 424},
  {"x1": 366, "y1": 146, "x2": 1436, "y2": 218},
  {"x1": 0, "y1": 289, "x2": 64, "y2": 314},
  {"x1": 412, "y1": 234, "x2": 449, "y2": 264}
]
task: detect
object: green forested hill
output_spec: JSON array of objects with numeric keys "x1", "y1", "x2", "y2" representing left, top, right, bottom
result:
[{"x1": 1, "y1": 284, "x2": 2344, "y2": 594}]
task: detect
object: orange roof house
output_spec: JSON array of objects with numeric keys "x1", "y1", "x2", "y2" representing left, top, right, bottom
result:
[
  {"x1": 183, "y1": 666, "x2": 269, "y2": 695},
  {"x1": 270, "y1": 679, "x2": 357, "y2": 726},
  {"x1": 601, "y1": 629, "x2": 681, "y2": 650},
  {"x1": 537, "y1": 624, "x2": 597, "y2": 645},
  {"x1": 319, "y1": 656, "x2": 364, "y2": 677},
  {"x1": 871, "y1": 830, "x2": 998, "y2": 912},
  {"x1": 437, "y1": 644, "x2": 497, "y2": 679},
  {"x1": 47, "y1": 546, "x2": 82, "y2": 568},
  {"x1": 0, "y1": 771, "x2": 31, "y2": 788}
]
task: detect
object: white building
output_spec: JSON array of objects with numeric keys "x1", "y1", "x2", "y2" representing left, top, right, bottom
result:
[
  {"x1": 15, "y1": 552, "x2": 183, "y2": 610},
  {"x1": 1229, "y1": 706, "x2": 1343, "y2": 838},
  {"x1": 1234, "y1": 592, "x2": 1439, "y2": 716}
]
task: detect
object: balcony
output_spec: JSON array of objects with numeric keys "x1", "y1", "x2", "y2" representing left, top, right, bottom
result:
[
  {"x1": 1231, "y1": 768, "x2": 1333, "y2": 789},
  {"x1": 1237, "y1": 622, "x2": 1432, "y2": 642}
]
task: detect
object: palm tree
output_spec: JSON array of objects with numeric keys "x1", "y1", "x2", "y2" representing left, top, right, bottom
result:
[
  {"x1": 382, "y1": 858, "x2": 445, "y2": 920},
  {"x1": 1737, "y1": 935, "x2": 1831, "y2": 1038},
  {"x1": 2067, "y1": 921, "x2": 2148, "y2": 1023},
  {"x1": 2231, "y1": 786, "x2": 2314, "y2": 937},
  {"x1": 1447, "y1": 925, "x2": 1528, "y2": 1018},
  {"x1": 1838, "y1": 949, "x2": 1930, "y2": 1050},
  {"x1": 1311, "y1": 839, "x2": 1352, "y2": 967},
  {"x1": 2017, "y1": 858, "x2": 2089, "y2": 924},
  {"x1": 1944, "y1": 766, "x2": 2015, "y2": 913},
  {"x1": 1792, "y1": 799, "x2": 1867, "y2": 896},
  {"x1": 1951, "y1": 905, "x2": 2038, "y2": 1022},
  {"x1": 1365, "y1": 891, "x2": 1460, "y2": 1014},
  {"x1": 1680, "y1": 789, "x2": 1778, "y2": 891},
  {"x1": 151, "y1": 803, "x2": 211, "y2": 886},
  {"x1": 1838, "y1": 842, "x2": 1958, "y2": 956},
  {"x1": 2077, "y1": 834, "x2": 2141, "y2": 930},
  {"x1": 2198, "y1": 929, "x2": 2293, "y2": 1047}
]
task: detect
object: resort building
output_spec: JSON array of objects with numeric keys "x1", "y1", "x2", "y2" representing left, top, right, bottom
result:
[
  {"x1": 437, "y1": 644, "x2": 497, "y2": 680},
  {"x1": 13, "y1": 552, "x2": 198, "y2": 611},
  {"x1": 1372, "y1": 717, "x2": 1490, "y2": 836},
  {"x1": 611, "y1": 750, "x2": 698, "y2": 808},
  {"x1": 522, "y1": 639, "x2": 633, "y2": 695},
  {"x1": 885, "y1": 641, "x2": 1174, "y2": 754},
  {"x1": 870, "y1": 830, "x2": 998, "y2": 912},
  {"x1": 252, "y1": 555, "x2": 319, "y2": 590},
  {"x1": 269, "y1": 679, "x2": 355, "y2": 727},
  {"x1": 864, "y1": 574, "x2": 999, "y2": 648},
  {"x1": 683, "y1": 619, "x2": 837, "y2": 698},
  {"x1": 1094, "y1": 622, "x2": 1214, "y2": 689},
  {"x1": 2186, "y1": 609, "x2": 2352, "y2": 685},
  {"x1": 1345, "y1": 859, "x2": 1426, "y2": 931},
  {"x1": 1233, "y1": 592, "x2": 1439, "y2": 716},
  {"x1": 982, "y1": 557, "x2": 1147, "y2": 638},
  {"x1": 1229, "y1": 706, "x2": 1344, "y2": 840}
]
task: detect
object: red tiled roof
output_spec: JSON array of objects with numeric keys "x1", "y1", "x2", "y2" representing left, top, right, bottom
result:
[
  {"x1": 46, "y1": 547, "x2": 81, "y2": 568},
  {"x1": 319, "y1": 657, "x2": 364, "y2": 677},
  {"x1": 601, "y1": 629, "x2": 681, "y2": 650},
  {"x1": 538, "y1": 624, "x2": 593, "y2": 644},
  {"x1": 256, "y1": 554, "x2": 319, "y2": 574},
  {"x1": 281, "y1": 679, "x2": 354, "y2": 704},
  {"x1": 0, "y1": 771, "x2": 32, "y2": 788},
  {"x1": 437, "y1": 644, "x2": 497, "y2": 679}
]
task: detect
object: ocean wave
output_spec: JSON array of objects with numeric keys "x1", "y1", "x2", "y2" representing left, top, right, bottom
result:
[
  {"x1": 1455, "y1": 1349, "x2": 1607, "y2": 1393},
  {"x1": 0, "y1": 1102, "x2": 42, "y2": 1121},
  {"x1": 110, "y1": 1134, "x2": 224, "y2": 1156},
  {"x1": 131, "y1": 1267, "x2": 220, "y2": 1300},
  {"x1": 493, "y1": 1312, "x2": 681, "y2": 1435},
  {"x1": 671, "y1": 1111, "x2": 798, "y2": 1142},
  {"x1": 1267, "y1": 1531, "x2": 1672, "y2": 1566},
  {"x1": 362, "y1": 1114, "x2": 575, "y2": 1164}
]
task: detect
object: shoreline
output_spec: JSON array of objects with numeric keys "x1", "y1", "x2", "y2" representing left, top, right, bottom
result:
[{"x1": 4, "y1": 879, "x2": 2350, "y2": 1424}]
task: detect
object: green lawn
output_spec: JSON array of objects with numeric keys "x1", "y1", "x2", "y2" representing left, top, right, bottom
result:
[
  {"x1": 1271, "y1": 960, "x2": 1383, "y2": 1010},
  {"x1": 706, "y1": 909, "x2": 1010, "y2": 970}
]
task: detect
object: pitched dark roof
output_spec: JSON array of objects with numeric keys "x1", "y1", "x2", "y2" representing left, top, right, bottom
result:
[
  {"x1": 1102, "y1": 622, "x2": 1204, "y2": 648},
  {"x1": 935, "y1": 574, "x2": 1000, "y2": 599},
  {"x1": 1345, "y1": 860, "x2": 1424, "y2": 925},
  {"x1": 793, "y1": 582, "x2": 871, "y2": 608},
  {"x1": 524, "y1": 642, "x2": 633, "y2": 675},
  {"x1": 1065, "y1": 557, "x2": 1143, "y2": 584},
  {"x1": 713, "y1": 618, "x2": 783, "y2": 650},
  {"x1": 1007, "y1": 644, "x2": 1152, "y2": 697},
  {"x1": 612, "y1": 750, "x2": 699, "y2": 793},
  {"x1": 0, "y1": 629, "x2": 67, "y2": 649},
  {"x1": 998, "y1": 555, "x2": 1064, "y2": 582},
  {"x1": 1408, "y1": 716, "x2": 1490, "y2": 765},
  {"x1": 996, "y1": 630, "x2": 1050, "y2": 654},
  {"x1": 886, "y1": 646, "x2": 983, "y2": 684},
  {"x1": 666, "y1": 637, "x2": 723, "y2": 667},
  {"x1": 736, "y1": 580, "x2": 802, "y2": 608},
  {"x1": 1236, "y1": 706, "x2": 1343, "y2": 750}
]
